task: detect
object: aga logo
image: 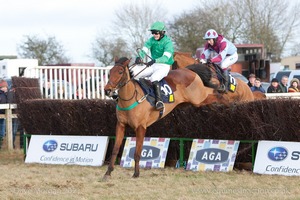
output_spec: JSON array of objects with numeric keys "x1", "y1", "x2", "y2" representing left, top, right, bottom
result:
[
  {"x1": 43, "y1": 140, "x2": 58, "y2": 152},
  {"x1": 268, "y1": 147, "x2": 288, "y2": 161},
  {"x1": 195, "y1": 148, "x2": 229, "y2": 164},
  {"x1": 128, "y1": 146, "x2": 160, "y2": 161}
]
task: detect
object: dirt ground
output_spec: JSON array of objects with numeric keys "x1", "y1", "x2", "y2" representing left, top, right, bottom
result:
[{"x1": 0, "y1": 149, "x2": 300, "y2": 200}]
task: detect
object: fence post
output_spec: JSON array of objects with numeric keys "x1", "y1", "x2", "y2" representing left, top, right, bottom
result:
[{"x1": 5, "y1": 105, "x2": 13, "y2": 150}]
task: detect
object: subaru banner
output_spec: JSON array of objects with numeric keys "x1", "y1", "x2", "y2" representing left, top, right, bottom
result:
[
  {"x1": 25, "y1": 135, "x2": 109, "y2": 166},
  {"x1": 254, "y1": 140, "x2": 300, "y2": 176}
]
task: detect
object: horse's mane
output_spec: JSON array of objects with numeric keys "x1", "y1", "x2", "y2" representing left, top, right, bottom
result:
[{"x1": 186, "y1": 64, "x2": 218, "y2": 89}]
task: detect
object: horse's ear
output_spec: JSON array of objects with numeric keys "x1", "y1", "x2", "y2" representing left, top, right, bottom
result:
[
  {"x1": 125, "y1": 58, "x2": 130, "y2": 66},
  {"x1": 114, "y1": 56, "x2": 119, "y2": 63}
]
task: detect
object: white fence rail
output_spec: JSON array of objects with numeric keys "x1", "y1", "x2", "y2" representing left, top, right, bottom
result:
[
  {"x1": 24, "y1": 65, "x2": 113, "y2": 100},
  {"x1": 265, "y1": 93, "x2": 300, "y2": 99},
  {"x1": 23, "y1": 65, "x2": 300, "y2": 101}
]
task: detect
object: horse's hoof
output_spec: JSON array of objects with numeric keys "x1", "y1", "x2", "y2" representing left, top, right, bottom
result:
[
  {"x1": 132, "y1": 173, "x2": 140, "y2": 178},
  {"x1": 102, "y1": 175, "x2": 111, "y2": 182}
]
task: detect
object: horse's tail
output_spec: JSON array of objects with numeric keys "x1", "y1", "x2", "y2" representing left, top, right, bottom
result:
[{"x1": 186, "y1": 63, "x2": 218, "y2": 89}]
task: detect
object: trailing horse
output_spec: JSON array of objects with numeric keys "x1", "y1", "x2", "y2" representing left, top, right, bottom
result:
[
  {"x1": 174, "y1": 52, "x2": 256, "y2": 104},
  {"x1": 103, "y1": 57, "x2": 216, "y2": 179}
]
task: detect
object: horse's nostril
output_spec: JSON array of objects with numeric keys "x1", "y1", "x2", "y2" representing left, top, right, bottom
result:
[{"x1": 104, "y1": 89, "x2": 111, "y2": 96}]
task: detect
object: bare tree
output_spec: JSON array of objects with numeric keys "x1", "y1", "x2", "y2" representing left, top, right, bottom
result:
[
  {"x1": 17, "y1": 35, "x2": 70, "y2": 65},
  {"x1": 91, "y1": 0, "x2": 168, "y2": 64},
  {"x1": 169, "y1": 0, "x2": 300, "y2": 59},
  {"x1": 91, "y1": 36, "x2": 130, "y2": 66},
  {"x1": 111, "y1": 1, "x2": 167, "y2": 52},
  {"x1": 289, "y1": 43, "x2": 300, "y2": 56},
  {"x1": 169, "y1": 0, "x2": 245, "y2": 53},
  {"x1": 234, "y1": 0, "x2": 300, "y2": 59}
]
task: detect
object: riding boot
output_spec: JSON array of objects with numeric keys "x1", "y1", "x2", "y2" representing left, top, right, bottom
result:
[
  {"x1": 152, "y1": 81, "x2": 164, "y2": 110},
  {"x1": 223, "y1": 69, "x2": 230, "y2": 92},
  {"x1": 217, "y1": 69, "x2": 229, "y2": 93}
]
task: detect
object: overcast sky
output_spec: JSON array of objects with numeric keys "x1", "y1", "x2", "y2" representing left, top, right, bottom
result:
[{"x1": 0, "y1": 0, "x2": 198, "y2": 64}]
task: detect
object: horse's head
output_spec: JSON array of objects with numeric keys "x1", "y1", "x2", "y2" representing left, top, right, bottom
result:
[{"x1": 104, "y1": 57, "x2": 131, "y2": 97}]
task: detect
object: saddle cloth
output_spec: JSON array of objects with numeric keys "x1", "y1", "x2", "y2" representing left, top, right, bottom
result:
[{"x1": 137, "y1": 79, "x2": 175, "y2": 107}]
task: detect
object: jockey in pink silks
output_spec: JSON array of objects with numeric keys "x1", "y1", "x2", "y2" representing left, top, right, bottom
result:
[{"x1": 200, "y1": 29, "x2": 238, "y2": 92}]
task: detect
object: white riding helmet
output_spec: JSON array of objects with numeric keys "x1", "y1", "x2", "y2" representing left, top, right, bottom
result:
[{"x1": 203, "y1": 29, "x2": 218, "y2": 39}]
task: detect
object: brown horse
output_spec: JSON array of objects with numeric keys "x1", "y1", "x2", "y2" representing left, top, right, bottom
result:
[
  {"x1": 174, "y1": 52, "x2": 256, "y2": 103},
  {"x1": 103, "y1": 57, "x2": 215, "y2": 179}
]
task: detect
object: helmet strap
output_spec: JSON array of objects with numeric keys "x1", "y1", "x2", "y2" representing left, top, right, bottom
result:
[{"x1": 158, "y1": 31, "x2": 165, "y2": 41}]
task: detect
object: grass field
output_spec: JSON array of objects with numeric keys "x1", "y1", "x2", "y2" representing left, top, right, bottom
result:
[{"x1": 0, "y1": 150, "x2": 299, "y2": 200}]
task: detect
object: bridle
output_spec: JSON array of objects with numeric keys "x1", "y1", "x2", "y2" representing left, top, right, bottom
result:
[{"x1": 106, "y1": 63, "x2": 138, "y2": 102}]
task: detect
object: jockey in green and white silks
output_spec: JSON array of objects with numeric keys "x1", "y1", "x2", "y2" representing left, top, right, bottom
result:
[
  {"x1": 132, "y1": 21, "x2": 174, "y2": 82},
  {"x1": 132, "y1": 21, "x2": 174, "y2": 110}
]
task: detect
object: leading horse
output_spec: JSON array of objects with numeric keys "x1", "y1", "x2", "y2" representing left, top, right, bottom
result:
[
  {"x1": 103, "y1": 57, "x2": 215, "y2": 179},
  {"x1": 174, "y1": 52, "x2": 255, "y2": 104}
]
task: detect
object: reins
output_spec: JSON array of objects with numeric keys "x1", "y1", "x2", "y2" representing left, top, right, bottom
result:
[{"x1": 113, "y1": 62, "x2": 148, "y2": 102}]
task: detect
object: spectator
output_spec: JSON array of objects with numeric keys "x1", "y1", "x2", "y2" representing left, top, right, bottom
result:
[
  {"x1": 0, "y1": 80, "x2": 8, "y2": 149},
  {"x1": 288, "y1": 78, "x2": 300, "y2": 92},
  {"x1": 7, "y1": 85, "x2": 18, "y2": 148},
  {"x1": 279, "y1": 75, "x2": 288, "y2": 93},
  {"x1": 267, "y1": 78, "x2": 283, "y2": 93},
  {"x1": 247, "y1": 73, "x2": 256, "y2": 87},
  {"x1": 43, "y1": 80, "x2": 51, "y2": 98},
  {"x1": 0, "y1": 79, "x2": 19, "y2": 149},
  {"x1": 251, "y1": 78, "x2": 266, "y2": 93}
]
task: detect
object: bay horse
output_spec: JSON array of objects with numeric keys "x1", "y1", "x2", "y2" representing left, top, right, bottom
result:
[
  {"x1": 103, "y1": 57, "x2": 215, "y2": 179},
  {"x1": 174, "y1": 52, "x2": 256, "y2": 103}
]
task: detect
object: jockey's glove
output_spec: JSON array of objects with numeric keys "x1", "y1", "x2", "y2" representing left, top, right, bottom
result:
[
  {"x1": 147, "y1": 59, "x2": 155, "y2": 66},
  {"x1": 135, "y1": 57, "x2": 142, "y2": 64},
  {"x1": 200, "y1": 59, "x2": 207, "y2": 64}
]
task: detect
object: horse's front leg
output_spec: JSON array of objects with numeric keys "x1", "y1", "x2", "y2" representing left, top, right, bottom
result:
[
  {"x1": 133, "y1": 126, "x2": 146, "y2": 178},
  {"x1": 103, "y1": 121, "x2": 125, "y2": 181}
]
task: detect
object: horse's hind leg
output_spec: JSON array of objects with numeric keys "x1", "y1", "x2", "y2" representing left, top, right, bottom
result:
[
  {"x1": 103, "y1": 122, "x2": 125, "y2": 180},
  {"x1": 133, "y1": 126, "x2": 146, "y2": 178}
]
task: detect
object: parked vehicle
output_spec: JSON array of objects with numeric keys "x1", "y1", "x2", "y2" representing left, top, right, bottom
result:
[
  {"x1": 273, "y1": 70, "x2": 300, "y2": 87},
  {"x1": 231, "y1": 72, "x2": 248, "y2": 83}
]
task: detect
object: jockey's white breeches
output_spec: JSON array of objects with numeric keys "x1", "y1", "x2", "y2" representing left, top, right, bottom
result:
[
  {"x1": 131, "y1": 63, "x2": 170, "y2": 82},
  {"x1": 218, "y1": 52, "x2": 238, "y2": 70}
]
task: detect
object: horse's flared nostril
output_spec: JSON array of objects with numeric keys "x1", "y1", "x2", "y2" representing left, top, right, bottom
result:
[{"x1": 104, "y1": 89, "x2": 111, "y2": 96}]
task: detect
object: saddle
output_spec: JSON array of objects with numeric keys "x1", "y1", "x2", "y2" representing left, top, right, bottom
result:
[{"x1": 137, "y1": 79, "x2": 175, "y2": 107}]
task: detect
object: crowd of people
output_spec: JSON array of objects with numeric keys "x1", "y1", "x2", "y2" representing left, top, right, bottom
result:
[{"x1": 247, "y1": 73, "x2": 300, "y2": 94}]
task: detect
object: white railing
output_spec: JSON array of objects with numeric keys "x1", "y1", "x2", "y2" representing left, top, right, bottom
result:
[
  {"x1": 23, "y1": 65, "x2": 300, "y2": 101},
  {"x1": 0, "y1": 104, "x2": 17, "y2": 150},
  {"x1": 265, "y1": 93, "x2": 300, "y2": 99},
  {"x1": 24, "y1": 65, "x2": 113, "y2": 100}
]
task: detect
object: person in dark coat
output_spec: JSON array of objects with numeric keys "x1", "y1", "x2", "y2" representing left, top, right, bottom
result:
[
  {"x1": 267, "y1": 78, "x2": 283, "y2": 93},
  {"x1": 0, "y1": 79, "x2": 8, "y2": 149},
  {"x1": 247, "y1": 73, "x2": 256, "y2": 88},
  {"x1": 251, "y1": 78, "x2": 266, "y2": 93}
]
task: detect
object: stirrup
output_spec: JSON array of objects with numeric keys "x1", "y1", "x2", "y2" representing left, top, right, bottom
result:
[
  {"x1": 155, "y1": 101, "x2": 164, "y2": 110},
  {"x1": 217, "y1": 84, "x2": 226, "y2": 93}
]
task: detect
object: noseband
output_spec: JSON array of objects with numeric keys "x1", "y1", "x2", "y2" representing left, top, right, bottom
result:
[{"x1": 107, "y1": 63, "x2": 137, "y2": 101}]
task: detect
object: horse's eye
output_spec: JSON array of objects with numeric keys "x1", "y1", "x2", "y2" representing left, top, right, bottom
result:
[{"x1": 118, "y1": 70, "x2": 123, "y2": 75}]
